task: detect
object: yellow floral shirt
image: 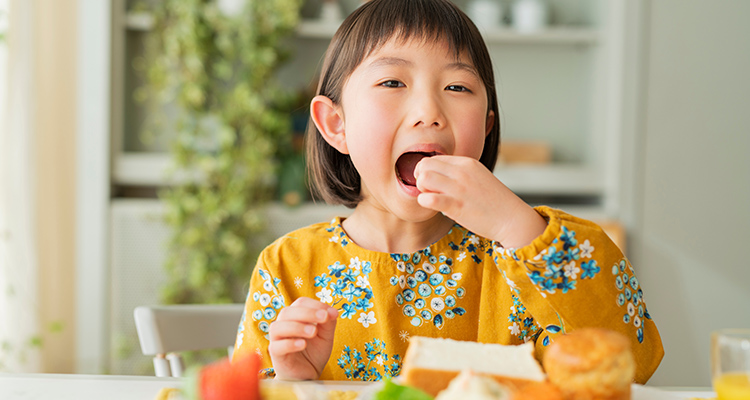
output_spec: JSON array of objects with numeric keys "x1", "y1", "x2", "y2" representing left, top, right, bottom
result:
[{"x1": 233, "y1": 206, "x2": 664, "y2": 383}]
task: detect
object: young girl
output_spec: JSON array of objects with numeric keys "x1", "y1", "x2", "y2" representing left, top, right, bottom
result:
[{"x1": 233, "y1": 0, "x2": 663, "y2": 383}]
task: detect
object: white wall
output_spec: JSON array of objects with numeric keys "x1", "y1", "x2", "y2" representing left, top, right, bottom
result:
[{"x1": 632, "y1": 0, "x2": 750, "y2": 386}]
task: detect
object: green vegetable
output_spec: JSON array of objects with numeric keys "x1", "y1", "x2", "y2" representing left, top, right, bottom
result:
[{"x1": 374, "y1": 378, "x2": 434, "y2": 400}]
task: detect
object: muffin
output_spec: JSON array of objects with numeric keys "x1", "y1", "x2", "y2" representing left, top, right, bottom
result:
[{"x1": 542, "y1": 328, "x2": 635, "y2": 400}]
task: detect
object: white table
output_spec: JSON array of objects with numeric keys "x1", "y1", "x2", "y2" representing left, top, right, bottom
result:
[{"x1": 0, "y1": 373, "x2": 716, "y2": 399}]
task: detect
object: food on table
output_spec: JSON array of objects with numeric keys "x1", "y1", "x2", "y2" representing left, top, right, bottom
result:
[
  {"x1": 154, "y1": 387, "x2": 180, "y2": 400},
  {"x1": 400, "y1": 336, "x2": 546, "y2": 396},
  {"x1": 434, "y1": 369, "x2": 512, "y2": 400},
  {"x1": 373, "y1": 378, "x2": 434, "y2": 400},
  {"x1": 543, "y1": 328, "x2": 635, "y2": 400},
  {"x1": 184, "y1": 353, "x2": 261, "y2": 400}
]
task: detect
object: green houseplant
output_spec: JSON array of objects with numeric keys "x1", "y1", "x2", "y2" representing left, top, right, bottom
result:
[{"x1": 136, "y1": 0, "x2": 303, "y2": 306}]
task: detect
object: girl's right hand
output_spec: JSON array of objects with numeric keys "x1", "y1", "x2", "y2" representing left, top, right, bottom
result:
[{"x1": 267, "y1": 297, "x2": 339, "y2": 380}]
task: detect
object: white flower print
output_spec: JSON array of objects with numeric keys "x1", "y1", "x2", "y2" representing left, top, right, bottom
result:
[
  {"x1": 259, "y1": 293, "x2": 271, "y2": 307},
  {"x1": 457, "y1": 252, "x2": 467, "y2": 262},
  {"x1": 375, "y1": 355, "x2": 384, "y2": 366},
  {"x1": 398, "y1": 275, "x2": 406, "y2": 289},
  {"x1": 469, "y1": 235, "x2": 480, "y2": 245},
  {"x1": 627, "y1": 302, "x2": 635, "y2": 317},
  {"x1": 510, "y1": 305, "x2": 516, "y2": 314},
  {"x1": 358, "y1": 311, "x2": 377, "y2": 328},
  {"x1": 452, "y1": 272, "x2": 463, "y2": 281},
  {"x1": 255, "y1": 348, "x2": 263, "y2": 359},
  {"x1": 397, "y1": 261, "x2": 406, "y2": 272},
  {"x1": 263, "y1": 281, "x2": 273, "y2": 291},
  {"x1": 356, "y1": 275, "x2": 370, "y2": 289},
  {"x1": 580, "y1": 240, "x2": 594, "y2": 258},
  {"x1": 430, "y1": 297, "x2": 445, "y2": 312},
  {"x1": 349, "y1": 257, "x2": 362, "y2": 272},
  {"x1": 316, "y1": 288, "x2": 333, "y2": 304},
  {"x1": 422, "y1": 262, "x2": 435, "y2": 274},
  {"x1": 236, "y1": 332, "x2": 244, "y2": 348},
  {"x1": 399, "y1": 330, "x2": 410, "y2": 342},
  {"x1": 509, "y1": 322, "x2": 521, "y2": 335},
  {"x1": 563, "y1": 262, "x2": 580, "y2": 280},
  {"x1": 329, "y1": 235, "x2": 339, "y2": 243},
  {"x1": 294, "y1": 277, "x2": 303, "y2": 289}
]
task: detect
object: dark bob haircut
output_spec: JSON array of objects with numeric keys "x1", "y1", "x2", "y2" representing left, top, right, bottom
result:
[{"x1": 306, "y1": 0, "x2": 500, "y2": 208}]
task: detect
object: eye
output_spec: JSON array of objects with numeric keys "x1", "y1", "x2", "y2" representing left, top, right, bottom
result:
[
  {"x1": 446, "y1": 84, "x2": 471, "y2": 93},
  {"x1": 380, "y1": 80, "x2": 405, "y2": 88}
]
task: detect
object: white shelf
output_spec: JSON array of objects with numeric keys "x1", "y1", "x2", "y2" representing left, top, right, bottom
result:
[
  {"x1": 297, "y1": 20, "x2": 599, "y2": 45},
  {"x1": 124, "y1": 12, "x2": 154, "y2": 31},
  {"x1": 113, "y1": 152, "x2": 203, "y2": 186},
  {"x1": 493, "y1": 164, "x2": 603, "y2": 195},
  {"x1": 113, "y1": 153, "x2": 171, "y2": 186}
]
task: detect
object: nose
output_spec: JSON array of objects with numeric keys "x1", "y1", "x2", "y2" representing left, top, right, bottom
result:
[{"x1": 410, "y1": 93, "x2": 445, "y2": 129}]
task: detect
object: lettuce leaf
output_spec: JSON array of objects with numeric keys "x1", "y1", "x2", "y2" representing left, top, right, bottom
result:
[{"x1": 374, "y1": 378, "x2": 434, "y2": 400}]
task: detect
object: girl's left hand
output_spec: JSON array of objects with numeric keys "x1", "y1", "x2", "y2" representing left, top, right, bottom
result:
[{"x1": 414, "y1": 155, "x2": 547, "y2": 248}]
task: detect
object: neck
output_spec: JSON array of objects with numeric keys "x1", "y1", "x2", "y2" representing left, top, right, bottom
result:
[{"x1": 341, "y1": 206, "x2": 455, "y2": 254}]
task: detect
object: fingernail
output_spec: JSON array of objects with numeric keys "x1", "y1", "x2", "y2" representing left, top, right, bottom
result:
[
  {"x1": 295, "y1": 339, "x2": 305, "y2": 348},
  {"x1": 316, "y1": 309, "x2": 327, "y2": 321},
  {"x1": 304, "y1": 325, "x2": 315, "y2": 335}
]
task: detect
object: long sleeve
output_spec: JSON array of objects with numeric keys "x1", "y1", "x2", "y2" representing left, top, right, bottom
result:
[{"x1": 493, "y1": 206, "x2": 664, "y2": 383}]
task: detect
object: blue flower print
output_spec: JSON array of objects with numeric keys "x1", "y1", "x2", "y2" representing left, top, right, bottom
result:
[
  {"x1": 560, "y1": 278, "x2": 576, "y2": 294},
  {"x1": 362, "y1": 261, "x2": 373, "y2": 275},
  {"x1": 389, "y1": 247, "x2": 467, "y2": 329},
  {"x1": 507, "y1": 293, "x2": 541, "y2": 342},
  {"x1": 581, "y1": 260, "x2": 600, "y2": 279},
  {"x1": 252, "y1": 269, "x2": 286, "y2": 339},
  {"x1": 559, "y1": 226, "x2": 578, "y2": 250},
  {"x1": 315, "y1": 273, "x2": 332, "y2": 288},
  {"x1": 328, "y1": 261, "x2": 346, "y2": 277},
  {"x1": 317, "y1": 257, "x2": 376, "y2": 326},
  {"x1": 341, "y1": 303, "x2": 357, "y2": 319},
  {"x1": 521, "y1": 227, "x2": 599, "y2": 295},
  {"x1": 337, "y1": 339, "x2": 402, "y2": 381},
  {"x1": 612, "y1": 259, "x2": 651, "y2": 343},
  {"x1": 542, "y1": 246, "x2": 565, "y2": 266}
]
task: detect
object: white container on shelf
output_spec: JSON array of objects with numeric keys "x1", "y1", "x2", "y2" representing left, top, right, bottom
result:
[
  {"x1": 511, "y1": 0, "x2": 549, "y2": 33},
  {"x1": 467, "y1": 0, "x2": 504, "y2": 31}
]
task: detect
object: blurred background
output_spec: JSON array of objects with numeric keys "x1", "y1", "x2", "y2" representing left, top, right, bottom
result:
[{"x1": 0, "y1": 0, "x2": 748, "y2": 387}]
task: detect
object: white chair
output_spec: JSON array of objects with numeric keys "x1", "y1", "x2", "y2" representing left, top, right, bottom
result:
[{"x1": 134, "y1": 304, "x2": 245, "y2": 377}]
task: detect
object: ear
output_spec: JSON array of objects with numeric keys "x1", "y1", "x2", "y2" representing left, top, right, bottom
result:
[
  {"x1": 310, "y1": 95, "x2": 348, "y2": 154},
  {"x1": 485, "y1": 110, "x2": 495, "y2": 137}
]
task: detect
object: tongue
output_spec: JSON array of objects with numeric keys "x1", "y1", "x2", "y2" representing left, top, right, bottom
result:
[{"x1": 397, "y1": 152, "x2": 428, "y2": 186}]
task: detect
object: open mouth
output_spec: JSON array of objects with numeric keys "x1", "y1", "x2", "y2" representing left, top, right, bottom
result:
[{"x1": 396, "y1": 152, "x2": 437, "y2": 187}]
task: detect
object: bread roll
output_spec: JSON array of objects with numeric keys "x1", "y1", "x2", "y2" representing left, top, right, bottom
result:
[
  {"x1": 542, "y1": 328, "x2": 635, "y2": 400},
  {"x1": 401, "y1": 337, "x2": 546, "y2": 397}
]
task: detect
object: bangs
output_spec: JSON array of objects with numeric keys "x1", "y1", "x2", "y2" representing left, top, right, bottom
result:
[
  {"x1": 319, "y1": 0, "x2": 489, "y2": 102},
  {"x1": 348, "y1": 0, "x2": 473, "y2": 62}
]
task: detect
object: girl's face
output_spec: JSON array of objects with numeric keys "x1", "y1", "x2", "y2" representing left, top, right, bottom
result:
[{"x1": 335, "y1": 37, "x2": 494, "y2": 221}]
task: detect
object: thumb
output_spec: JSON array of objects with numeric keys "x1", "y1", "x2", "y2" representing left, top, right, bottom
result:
[{"x1": 316, "y1": 307, "x2": 339, "y2": 342}]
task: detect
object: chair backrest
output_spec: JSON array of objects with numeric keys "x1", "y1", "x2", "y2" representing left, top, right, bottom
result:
[{"x1": 134, "y1": 304, "x2": 244, "y2": 377}]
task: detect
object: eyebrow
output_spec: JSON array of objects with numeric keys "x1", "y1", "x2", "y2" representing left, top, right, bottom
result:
[{"x1": 367, "y1": 56, "x2": 479, "y2": 77}]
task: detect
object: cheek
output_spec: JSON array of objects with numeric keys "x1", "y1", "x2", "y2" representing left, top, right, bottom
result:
[{"x1": 456, "y1": 110, "x2": 491, "y2": 159}]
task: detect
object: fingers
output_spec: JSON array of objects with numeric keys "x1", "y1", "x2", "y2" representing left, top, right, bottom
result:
[
  {"x1": 268, "y1": 297, "x2": 339, "y2": 358},
  {"x1": 414, "y1": 155, "x2": 476, "y2": 193}
]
